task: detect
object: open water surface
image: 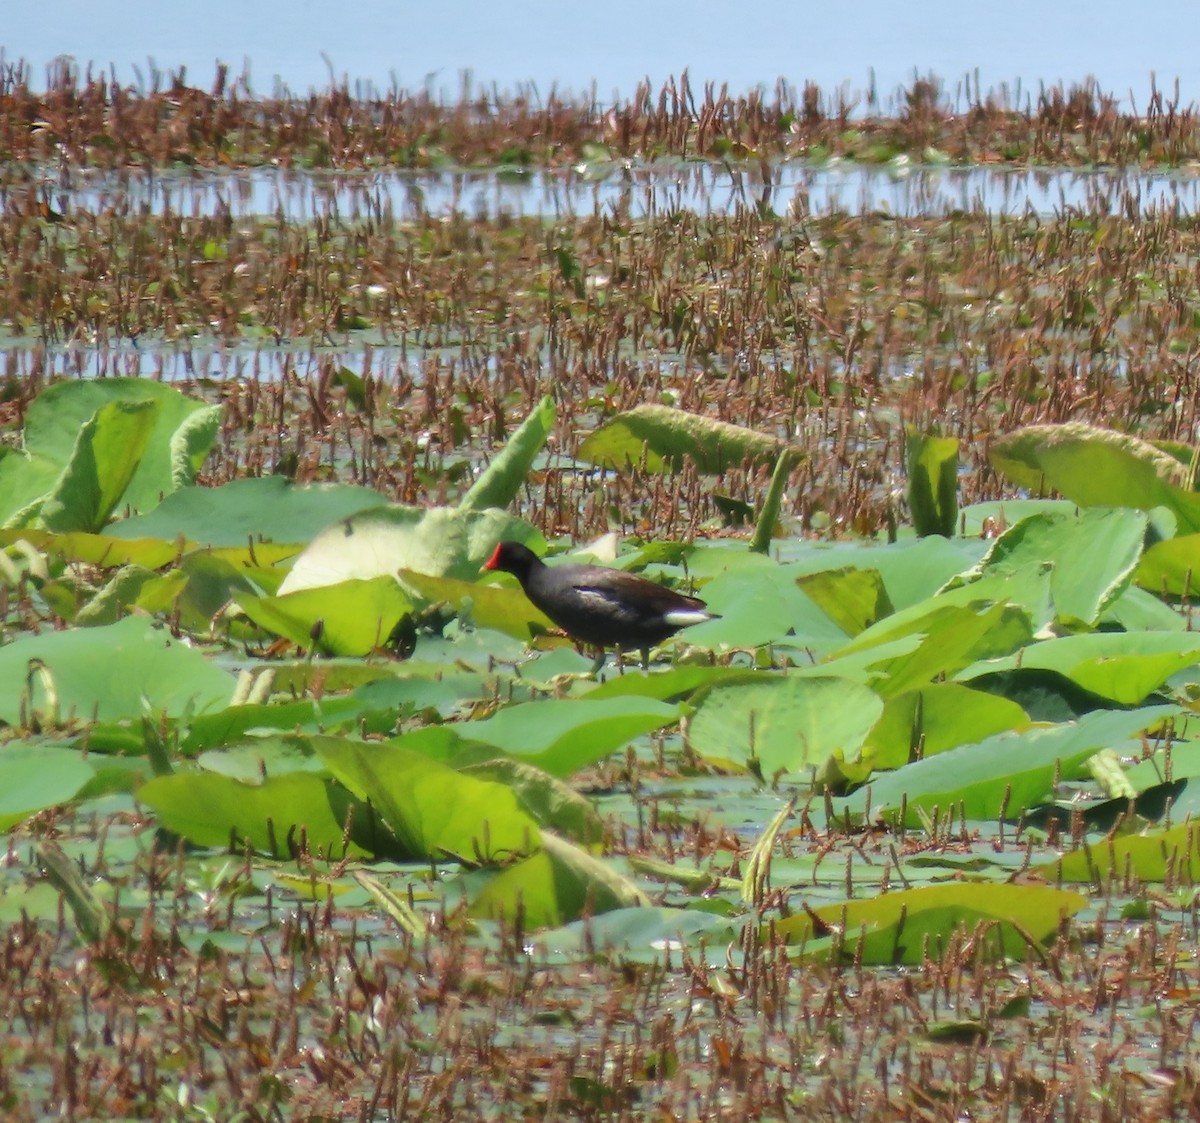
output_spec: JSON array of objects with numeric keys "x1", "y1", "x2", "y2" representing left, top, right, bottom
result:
[{"x1": 9, "y1": 161, "x2": 1200, "y2": 223}]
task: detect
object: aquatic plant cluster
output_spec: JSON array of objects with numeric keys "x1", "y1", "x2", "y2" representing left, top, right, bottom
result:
[
  {"x1": 6, "y1": 175, "x2": 1200, "y2": 539},
  {"x1": 2, "y1": 60, "x2": 1199, "y2": 167},
  {"x1": 2, "y1": 66, "x2": 1200, "y2": 1120}
]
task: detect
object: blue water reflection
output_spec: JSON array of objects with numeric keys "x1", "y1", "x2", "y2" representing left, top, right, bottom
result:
[{"x1": 8, "y1": 162, "x2": 1200, "y2": 223}]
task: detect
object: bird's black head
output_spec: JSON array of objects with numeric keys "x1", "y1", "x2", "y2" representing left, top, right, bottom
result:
[{"x1": 483, "y1": 540, "x2": 542, "y2": 577}]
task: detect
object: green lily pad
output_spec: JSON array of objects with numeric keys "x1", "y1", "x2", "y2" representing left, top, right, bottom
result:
[
  {"x1": 0, "y1": 616, "x2": 236, "y2": 726},
  {"x1": 688, "y1": 676, "x2": 884, "y2": 776},
  {"x1": 0, "y1": 745, "x2": 98, "y2": 830},
  {"x1": 463, "y1": 832, "x2": 648, "y2": 927},
  {"x1": 843, "y1": 683, "x2": 1029, "y2": 780},
  {"x1": 311, "y1": 736, "x2": 542, "y2": 861},
  {"x1": 39, "y1": 399, "x2": 160, "y2": 533},
  {"x1": 841, "y1": 601, "x2": 1034, "y2": 699},
  {"x1": 4, "y1": 379, "x2": 221, "y2": 526},
  {"x1": 990, "y1": 423, "x2": 1200, "y2": 533},
  {"x1": 278, "y1": 504, "x2": 542, "y2": 594},
  {"x1": 108, "y1": 476, "x2": 389, "y2": 547},
  {"x1": 1043, "y1": 821, "x2": 1200, "y2": 883},
  {"x1": 945, "y1": 508, "x2": 1147, "y2": 629},
  {"x1": 773, "y1": 883, "x2": 1087, "y2": 964},
  {"x1": 906, "y1": 427, "x2": 958, "y2": 538},
  {"x1": 138, "y1": 769, "x2": 385, "y2": 858},
  {"x1": 841, "y1": 705, "x2": 1181, "y2": 825},
  {"x1": 235, "y1": 576, "x2": 413, "y2": 656},
  {"x1": 958, "y1": 632, "x2": 1200, "y2": 704},
  {"x1": 458, "y1": 697, "x2": 685, "y2": 777},
  {"x1": 400, "y1": 567, "x2": 555, "y2": 640},
  {"x1": 577, "y1": 404, "x2": 792, "y2": 473}
]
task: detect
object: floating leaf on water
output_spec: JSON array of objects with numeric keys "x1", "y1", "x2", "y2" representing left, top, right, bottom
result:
[
  {"x1": 990, "y1": 423, "x2": 1200, "y2": 532},
  {"x1": 771, "y1": 882, "x2": 1087, "y2": 964},
  {"x1": 577, "y1": 404, "x2": 795, "y2": 474},
  {"x1": 688, "y1": 676, "x2": 883, "y2": 777},
  {"x1": 39, "y1": 399, "x2": 160, "y2": 533},
  {"x1": 235, "y1": 576, "x2": 414, "y2": 657},
  {"x1": 108, "y1": 476, "x2": 389, "y2": 548},
  {"x1": 463, "y1": 831, "x2": 648, "y2": 928},
  {"x1": 278, "y1": 505, "x2": 541, "y2": 595},
  {"x1": 0, "y1": 615, "x2": 236, "y2": 726}
]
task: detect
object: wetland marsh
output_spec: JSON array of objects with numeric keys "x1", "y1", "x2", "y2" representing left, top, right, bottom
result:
[{"x1": 2, "y1": 66, "x2": 1200, "y2": 1120}]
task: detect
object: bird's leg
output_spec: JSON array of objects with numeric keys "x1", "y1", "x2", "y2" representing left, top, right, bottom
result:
[
  {"x1": 589, "y1": 647, "x2": 607, "y2": 676},
  {"x1": 639, "y1": 646, "x2": 650, "y2": 670}
]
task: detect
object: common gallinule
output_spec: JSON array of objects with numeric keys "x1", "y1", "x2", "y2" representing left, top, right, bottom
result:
[{"x1": 484, "y1": 541, "x2": 716, "y2": 668}]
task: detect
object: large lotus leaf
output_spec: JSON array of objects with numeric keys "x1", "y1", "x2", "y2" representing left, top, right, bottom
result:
[
  {"x1": 194, "y1": 736, "x2": 330, "y2": 780},
  {"x1": 235, "y1": 576, "x2": 413, "y2": 656},
  {"x1": 20, "y1": 378, "x2": 221, "y2": 517},
  {"x1": 958, "y1": 632, "x2": 1200, "y2": 705},
  {"x1": 353, "y1": 670, "x2": 523, "y2": 722},
  {"x1": 0, "y1": 745, "x2": 98, "y2": 830},
  {"x1": 399, "y1": 568, "x2": 554, "y2": 640},
  {"x1": 74, "y1": 564, "x2": 166, "y2": 626},
  {"x1": 172, "y1": 552, "x2": 271, "y2": 635},
  {"x1": 461, "y1": 759, "x2": 605, "y2": 848},
  {"x1": 36, "y1": 399, "x2": 160, "y2": 533},
  {"x1": 688, "y1": 676, "x2": 884, "y2": 776},
  {"x1": 683, "y1": 563, "x2": 849, "y2": 653},
  {"x1": 839, "y1": 601, "x2": 1034, "y2": 699},
  {"x1": 989, "y1": 423, "x2": 1200, "y2": 533},
  {"x1": 277, "y1": 504, "x2": 543, "y2": 595},
  {"x1": 106, "y1": 476, "x2": 388, "y2": 547},
  {"x1": 455, "y1": 697, "x2": 685, "y2": 777},
  {"x1": 678, "y1": 545, "x2": 781, "y2": 579},
  {"x1": 404, "y1": 625, "x2": 541, "y2": 672},
  {"x1": 796, "y1": 567, "x2": 894, "y2": 637},
  {"x1": 0, "y1": 615, "x2": 235, "y2": 725},
  {"x1": 169, "y1": 404, "x2": 223, "y2": 490},
  {"x1": 840, "y1": 705, "x2": 1181, "y2": 826},
  {"x1": 577, "y1": 404, "x2": 792, "y2": 473},
  {"x1": 463, "y1": 832, "x2": 648, "y2": 927},
  {"x1": 800, "y1": 635, "x2": 926, "y2": 689},
  {"x1": 906, "y1": 428, "x2": 958, "y2": 538},
  {"x1": 583, "y1": 664, "x2": 756, "y2": 704},
  {"x1": 1102, "y1": 585, "x2": 1188, "y2": 633},
  {"x1": 959, "y1": 498, "x2": 1078, "y2": 536},
  {"x1": 681, "y1": 537, "x2": 979, "y2": 623},
  {"x1": 459, "y1": 394, "x2": 555, "y2": 512},
  {"x1": 137, "y1": 770, "x2": 385, "y2": 858},
  {"x1": 182, "y1": 696, "x2": 390, "y2": 754},
  {"x1": 311, "y1": 736, "x2": 541, "y2": 862},
  {"x1": 0, "y1": 528, "x2": 178, "y2": 569},
  {"x1": 1138, "y1": 533, "x2": 1200, "y2": 597},
  {"x1": 1043, "y1": 821, "x2": 1200, "y2": 883},
  {"x1": 0, "y1": 448, "x2": 63, "y2": 526},
  {"x1": 945, "y1": 508, "x2": 1147, "y2": 629},
  {"x1": 772, "y1": 883, "x2": 1087, "y2": 965},
  {"x1": 840, "y1": 683, "x2": 1029, "y2": 781},
  {"x1": 777, "y1": 536, "x2": 989, "y2": 613}
]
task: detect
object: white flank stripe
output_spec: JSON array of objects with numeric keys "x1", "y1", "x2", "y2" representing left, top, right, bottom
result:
[{"x1": 662, "y1": 609, "x2": 711, "y2": 627}]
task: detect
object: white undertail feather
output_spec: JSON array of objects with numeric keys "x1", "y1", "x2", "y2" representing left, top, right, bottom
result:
[{"x1": 662, "y1": 608, "x2": 713, "y2": 627}]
